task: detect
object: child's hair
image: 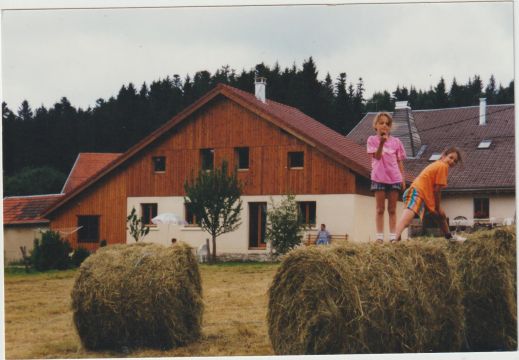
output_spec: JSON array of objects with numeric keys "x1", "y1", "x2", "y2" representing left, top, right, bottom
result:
[
  {"x1": 372, "y1": 112, "x2": 393, "y2": 129},
  {"x1": 442, "y1": 146, "x2": 463, "y2": 164}
]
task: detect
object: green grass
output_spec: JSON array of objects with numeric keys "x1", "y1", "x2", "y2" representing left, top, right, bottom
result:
[{"x1": 4, "y1": 266, "x2": 77, "y2": 279}]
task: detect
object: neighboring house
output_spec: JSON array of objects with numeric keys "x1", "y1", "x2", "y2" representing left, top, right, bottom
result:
[
  {"x1": 42, "y1": 80, "x2": 407, "y2": 257},
  {"x1": 347, "y1": 100, "x2": 515, "y2": 229},
  {"x1": 3, "y1": 194, "x2": 63, "y2": 263},
  {"x1": 3, "y1": 152, "x2": 121, "y2": 262}
]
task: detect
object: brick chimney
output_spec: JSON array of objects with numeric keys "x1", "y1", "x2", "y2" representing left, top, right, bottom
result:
[
  {"x1": 392, "y1": 101, "x2": 422, "y2": 157},
  {"x1": 255, "y1": 77, "x2": 267, "y2": 103}
]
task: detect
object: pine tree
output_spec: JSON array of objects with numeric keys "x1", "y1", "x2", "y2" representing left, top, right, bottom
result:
[{"x1": 434, "y1": 77, "x2": 449, "y2": 108}]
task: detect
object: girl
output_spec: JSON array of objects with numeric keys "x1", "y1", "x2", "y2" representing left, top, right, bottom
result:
[
  {"x1": 367, "y1": 112, "x2": 407, "y2": 243},
  {"x1": 394, "y1": 147, "x2": 462, "y2": 242}
]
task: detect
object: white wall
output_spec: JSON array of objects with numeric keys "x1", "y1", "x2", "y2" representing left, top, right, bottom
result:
[
  {"x1": 443, "y1": 193, "x2": 516, "y2": 226},
  {"x1": 4, "y1": 225, "x2": 47, "y2": 263},
  {"x1": 127, "y1": 194, "x2": 409, "y2": 255}
]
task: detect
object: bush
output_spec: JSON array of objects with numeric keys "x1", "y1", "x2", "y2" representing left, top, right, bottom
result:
[
  {"x1": 31, "y1": 230, "x2": 72, "y2": 271},
  {"x1": 71, "y1": 247, "x2": 91, "y2": 267},
  {"x1": 266, "y1": 194, "x2": 305, "y2": 255}
]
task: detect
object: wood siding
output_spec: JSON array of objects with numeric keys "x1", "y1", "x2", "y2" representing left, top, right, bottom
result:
[{"x1": 50, "y1": 96, "x2": 361, "y2": 248}]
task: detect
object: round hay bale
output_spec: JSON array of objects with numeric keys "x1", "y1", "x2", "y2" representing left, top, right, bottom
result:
[
  {"x1": 455, "y1": 226, "x2": 517, "y2": 351},
  {"x1": 267, "y1": 241, "x2": 463, "y2": 354},
  {"x1": 71, "y1": 242, "x2": 203, "y2": 351}
]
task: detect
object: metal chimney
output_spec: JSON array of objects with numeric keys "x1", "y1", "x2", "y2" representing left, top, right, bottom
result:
[
  {"x1": 255, "y1": 77, "x2": 267, "y2": 103},
  {"x1": 479, "y1": 98, "x2": 487, "y2": 125}
]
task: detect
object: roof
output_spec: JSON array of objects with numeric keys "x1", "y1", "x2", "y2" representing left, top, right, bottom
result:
[
  {"x1": 347, "y1": 104, "x2": 515, "y2": 191},
  {"x1": 44, "y1": 83, "x2": 371, "y2": 217},
  {"x1": 62, "y1": 152, "x2": 122, "y2": 193},
  {"x1": 3, "y1": 194, "x2": 64, "y2": 225}
]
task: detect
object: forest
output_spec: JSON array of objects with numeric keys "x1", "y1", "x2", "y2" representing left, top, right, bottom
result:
[{"x1": 2, "y1": 57, "x2": 514, "y2": 196}]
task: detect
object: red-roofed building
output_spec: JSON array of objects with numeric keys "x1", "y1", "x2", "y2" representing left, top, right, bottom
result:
[
  {"x1": 41, "y1": 81, "x2": 406, "y2": 256},
  {"x1": 3, "y1": 153, "x2": 122, "y2": 262},
  {"x1": 347, "y1": 100, "x2": 515, "y2": 230},
  {"x1": 62, "y1": 152, "x2": 122, "y2": 193},
  {"x1": 3, "y1": 194, "x2": 63, "y2": 262}
]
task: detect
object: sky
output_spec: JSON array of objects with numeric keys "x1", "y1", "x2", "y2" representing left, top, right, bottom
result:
[{"x1": 0, "y1": 0, "x2": 515, "y2": 111}]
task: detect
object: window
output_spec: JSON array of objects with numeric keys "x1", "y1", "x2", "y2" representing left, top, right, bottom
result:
[
  {"x1": 428, "y1": 152, "x2": 441, "y2": 161},
  {"x1": 474, "y1": 198, "x2": 489, "y2": 219},
  {"x1": 153, "y1": 156, "x2": 166, "y2": 172},
  {"x1": 288, "y1": 151, "x2": 304, "y2": 168},
  {"x1": 77, "y1": 216, "x2": 100, "y2": 243},
  {"x1": 185, "y1": 203, "x2": 199, "y2": 226},
  {"x1": 141, "y1": 203, "x2": 158, "y2": 225},
  {"x1": 478, "y1": 139, "x2": 492, "y2": 149},
  {"x1": 200, "y1": 149, "x2": 214, "y2": 171},
  {"x1": 235, "y1": 147, "x2": 249, "y2": 170},
  {"x1": 298, "y1": 201, "x2": 316, "y2": 227}
]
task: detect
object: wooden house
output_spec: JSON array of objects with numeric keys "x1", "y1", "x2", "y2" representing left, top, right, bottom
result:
[{"x1": 41, "y1": 81, "x2": 405, "y2": 257}]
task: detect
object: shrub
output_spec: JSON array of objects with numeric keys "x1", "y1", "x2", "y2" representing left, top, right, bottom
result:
[
  {"x1": 71, "y1": 247, "x2": 91, "y2": 267},
  {"x1": 266, "y1": 194, "x2": 305, "y2": 255},
  {"x1": 31, "y1": 230, "x2": 72, "y2": 271}
]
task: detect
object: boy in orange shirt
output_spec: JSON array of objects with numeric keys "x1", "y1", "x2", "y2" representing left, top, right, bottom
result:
[{"x1": 394, "y1": 147, "x2": 463, "y2": 242}]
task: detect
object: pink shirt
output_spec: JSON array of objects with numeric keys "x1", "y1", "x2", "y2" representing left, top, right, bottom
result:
[{"x1": 367, "y1": 135, "x2": 407, "y2": 184}]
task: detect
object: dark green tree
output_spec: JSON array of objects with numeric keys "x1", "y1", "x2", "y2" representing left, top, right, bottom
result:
[
  {"x1": 4, "y1": 166, "x2": 67, "y2": 196},
  {"x1": 434, "y1": 77, "x2": 449, "y2": 108},
  {"x1": 126, "y1": 207, "x2": 150, "y2": 242},
  {"x1": 184, "y1": 160, "x2": 242, "y2": 262}
]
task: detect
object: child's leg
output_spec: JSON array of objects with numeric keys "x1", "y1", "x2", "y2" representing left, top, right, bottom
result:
[
  {"x1": 387, "y1": 190, "x2": 399, "y2": 234},
  {"x1": 395, "y1": 208, "x2": 416, "y2": 241},
  {"x1": 432, "y1": 209, "x2": 451, "y2": 237},
  {"x1": 375, "y1": 190, "x2": 386, "y2": 237}
]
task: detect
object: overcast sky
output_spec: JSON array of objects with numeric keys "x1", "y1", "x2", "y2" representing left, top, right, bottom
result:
[{"x1": 1, "y1": 0, "x2": 514, "y2": 110}]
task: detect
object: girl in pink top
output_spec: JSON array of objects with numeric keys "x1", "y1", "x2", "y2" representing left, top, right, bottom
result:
[{"x1": 367, "y1": 112, "x2": 407, "y2": 243}]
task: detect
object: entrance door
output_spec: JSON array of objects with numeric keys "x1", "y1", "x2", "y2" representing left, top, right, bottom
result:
[{"x1": 249, "y1": 202, "x2": 267, "y2": 248}]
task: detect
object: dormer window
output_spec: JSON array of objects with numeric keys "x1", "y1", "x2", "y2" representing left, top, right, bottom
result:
[
  {"x1": 477, "y1": 139, "x2": 492, "y2": 149},
  {"x1": 428, "y1": 152, "x2": 441, "y2": 161}
]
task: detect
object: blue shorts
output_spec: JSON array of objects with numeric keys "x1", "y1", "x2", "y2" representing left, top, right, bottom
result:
[{"x1": 371, "y1": 181, "x2": 402, "y2": 192}]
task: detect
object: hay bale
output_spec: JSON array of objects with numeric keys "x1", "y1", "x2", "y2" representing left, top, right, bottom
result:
[
  {"x1": 71, "y1": 242, "x2": 203, "y2": 351},
  {"x1": 455, "y1": 226, "x2": 517, "y2": 351},
  {"x1": 267, "y1": 241, "x2": 463, "y2": 354}
]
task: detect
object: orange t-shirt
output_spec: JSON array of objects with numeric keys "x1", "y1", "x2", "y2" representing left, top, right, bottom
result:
[{"x1": 410, "y1": 160, "x2": 449, "y2": 211}]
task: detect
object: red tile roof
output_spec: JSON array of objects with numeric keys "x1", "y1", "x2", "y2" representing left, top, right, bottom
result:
[
  {"x1": 62, "y1": 153, "x2": 122, "y2": 193},
  {"x1": 3, "y1": 194, "x2": 64, "y2": 225},
  {"x1": 347, "y1": 104, "x2": 515, "y2": 191},
  {"x1": 44, "y1": 84, "x2": 372, "y2": 217}
]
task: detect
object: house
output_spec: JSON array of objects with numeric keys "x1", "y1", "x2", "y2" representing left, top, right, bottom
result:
[
  {"x1": 347, "y1": 99, "x2": 515, "y2": 230},
  {"x1": 41, "y1": 80, "x2": 408, "y2": 258},
  {"x1": 3, "y1": 152, "x2": 121, "y2": 263}
]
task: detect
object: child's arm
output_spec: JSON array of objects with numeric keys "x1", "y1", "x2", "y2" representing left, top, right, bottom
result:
[
  {"x1": 373, "y1": 135, "x2": 387, "y2": 160},
  {"x1": 433, "y1": 184, "x2": 444, "y2": 214},
  {"x1": 398, "y1": 160, "x2": 406, "y2": 190}
]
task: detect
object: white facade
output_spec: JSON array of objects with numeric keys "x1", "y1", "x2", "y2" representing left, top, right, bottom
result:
[
  {"x1": 4, "y1": 225, "x2": 47, "y2": 263},
  {"x1": 443, "y1": 193, "x2": 516, "y2": 226},
  {"x1": 127, "y1": 194, "x2": 408, "y2": 253}
]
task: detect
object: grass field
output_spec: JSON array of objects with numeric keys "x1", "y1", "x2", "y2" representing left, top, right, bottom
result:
[{"x1": 4, "y1": 262, "x2": 279, "y2": 359}]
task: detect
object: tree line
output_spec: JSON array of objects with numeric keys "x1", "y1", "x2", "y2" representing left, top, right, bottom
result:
[{"x1": 2, "y1": 57, "x2": 514, "y2": 195}]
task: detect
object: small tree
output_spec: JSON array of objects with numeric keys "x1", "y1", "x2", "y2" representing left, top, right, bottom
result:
[
  {"x1": 266, "y1": 194, "x2": 306, "y2": 255},
  {"x1": 126, "y1": 207, "x2": 150, "y2": 242},
  {"x1": 184, "y1": 160, "x2": 242, "y2": 262}
]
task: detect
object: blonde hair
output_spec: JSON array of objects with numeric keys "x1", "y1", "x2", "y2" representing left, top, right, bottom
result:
[{"x1": 372, "y1": 112, "x2": 393, "y2": 129}]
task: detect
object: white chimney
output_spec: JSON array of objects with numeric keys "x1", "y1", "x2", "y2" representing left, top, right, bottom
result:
[
  {"x1": 255, "y1": 77, "x2": 267, "y2": 103},
  {"x1": 479, "y1": 98, "x2": 487, "y2": 125}
]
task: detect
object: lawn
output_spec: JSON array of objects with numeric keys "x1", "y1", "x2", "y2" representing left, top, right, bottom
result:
[{"x1": 4, "y1": 262, "x2": 280, "y2": 359}]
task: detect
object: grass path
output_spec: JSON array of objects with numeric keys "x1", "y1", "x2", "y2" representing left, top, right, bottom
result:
[{"x1": 4, "y1": 263, "x2": 279, "y2": 358}]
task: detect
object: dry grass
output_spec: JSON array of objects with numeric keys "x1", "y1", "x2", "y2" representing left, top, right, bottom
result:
[{"x1": 4, "y1": 262, "x2": 279, "y2": 359}]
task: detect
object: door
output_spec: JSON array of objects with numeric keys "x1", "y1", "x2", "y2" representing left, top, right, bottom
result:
[{"x1": 249, "y1": 202, "x2": 267, "y2": 248}]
